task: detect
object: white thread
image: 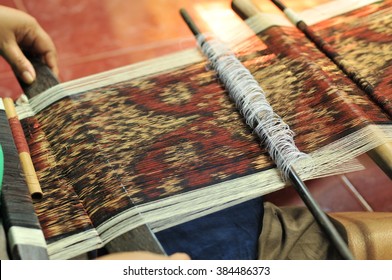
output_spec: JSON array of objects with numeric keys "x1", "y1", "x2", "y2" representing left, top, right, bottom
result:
[
  {"x1": 197, "y1": 35, "x2": 311, "y2": 180},
  {"x1": 8, "y1": 226, "x2": 47, "y2": 249},
  {"x1": 284, "y1": 8, "x2": 302, "y2": 25}
]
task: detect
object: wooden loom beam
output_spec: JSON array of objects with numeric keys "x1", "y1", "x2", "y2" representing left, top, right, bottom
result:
[
  {"x1": 180, "y1": 8, "x2": 354, "y2": 260},
  {"x1": 231, "y1": 0, "x2": 392, "y2": 179},
  {"x1": 15, "y1": 57, "x2": 166, "y2": 258},
  {"x1": 0, "y1": 107, "x2": 48, "y2": 260}
]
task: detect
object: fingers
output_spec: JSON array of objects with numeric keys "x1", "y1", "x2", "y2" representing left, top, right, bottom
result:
[
  {"x1": 44, "y1": 50, "x2": 59, "y2": 77},
  {"x1": 0, "y1": 6, "x2": 59, "y2": 83},
  {"x1": 1, "y1": 39, "x2": 36, "y2": 84},
  {"x1": 168, "y1": 252, "x2": 191, "y2": 260}
]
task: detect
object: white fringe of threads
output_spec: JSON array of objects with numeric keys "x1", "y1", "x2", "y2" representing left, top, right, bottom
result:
[{"x1": 197, "y1": 34, "x2": 312, "y2": 181}]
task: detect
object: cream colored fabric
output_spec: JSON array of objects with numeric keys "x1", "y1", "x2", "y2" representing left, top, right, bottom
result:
[
  {"x1": 329, "y1": 212, "x2": 392, "y2": 260},
  {"x1": 259, "y1": 202, "x2": 392, "y2": 260},
  {"x1": 258, "y1": 202, "x2": 345, "y2": 260}
]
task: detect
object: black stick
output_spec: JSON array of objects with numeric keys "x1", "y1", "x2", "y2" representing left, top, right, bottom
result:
[
  {"x1": 270, "y1": 0, "x2": 390, "y2": 115},
  {"x1": 180, "y1": 8, "x2": 354, "y2": 260},
  {"x1": 288, "y1": 167, "x2": 353, "y2": 259}
]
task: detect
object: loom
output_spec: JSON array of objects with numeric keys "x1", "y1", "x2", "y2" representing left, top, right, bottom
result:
[
  {"x1": 1, "y1": 0, "x2": 391, "y2": 260},
  {"x1": 180, "y1": 7, "x2": 352, "y2": 258}
]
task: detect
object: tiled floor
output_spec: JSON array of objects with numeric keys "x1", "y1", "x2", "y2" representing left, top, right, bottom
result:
[
  {"x1": 1, "y1": 0, "x2": 391, "y2": 212},
  {"x1": 1, "y1": 0, "x2": 216, "y2": 97}
]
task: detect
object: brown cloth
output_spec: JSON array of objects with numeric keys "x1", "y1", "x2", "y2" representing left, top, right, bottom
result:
[
  {"x1": 259, "y1": 202, "x2": 347, "y2": 260},
  {"x1": 259, "y1": 202, "x2": 392, "y2": 260}
]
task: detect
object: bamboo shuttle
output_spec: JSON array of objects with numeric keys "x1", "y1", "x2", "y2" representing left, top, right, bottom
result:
[{"x1": 2, "y1": 97, "x2": 43, "y2": 201}]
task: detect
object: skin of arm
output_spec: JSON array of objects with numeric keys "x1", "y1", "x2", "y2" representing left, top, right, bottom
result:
[{"x1": 96, "y1": 251, "x2": 191, "y2": 260}]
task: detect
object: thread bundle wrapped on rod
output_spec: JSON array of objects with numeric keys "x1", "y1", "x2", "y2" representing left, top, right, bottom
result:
[
  {"x1": 2, "y1": 97, "x2": 43, "y2": 200},
  {"x1": 180, "y1": 8, "x2": 354, "y2": 260},
  {"x1": 231, "y1": 0, "x2": 392, "y2": 178},
  {"x1": 196, "y1": 36, "x2": 312, "y2": 179},
  {"x1": 0, "y1": 99, "x2": 48, "y2": 259},
  {"x1": 267, "y1": 0, "x2": 392, "y2": 176}
]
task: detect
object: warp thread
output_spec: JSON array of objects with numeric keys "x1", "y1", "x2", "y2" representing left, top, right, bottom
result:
[{"x1": 196, "y1": 34, "x2": 311, "y2": 180}]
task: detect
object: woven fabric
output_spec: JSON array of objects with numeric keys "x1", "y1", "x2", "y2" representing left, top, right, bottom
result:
[
  {"x1": 312, "y1": 0, "x2": 392, "y2": 115},
  {"x1": 14, "y1": 1, "x2": 392, "y2": 259}
]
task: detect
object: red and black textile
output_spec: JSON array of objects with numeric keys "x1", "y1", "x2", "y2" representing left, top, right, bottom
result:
[{"x1": 17, "y1": 0, "x2": 392, "y2": 259}]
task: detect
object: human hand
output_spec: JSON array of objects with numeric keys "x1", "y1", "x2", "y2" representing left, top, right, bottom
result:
[
  {"x1": 96, "y1": 251, "x2": 191, "y2": 260},
  {"x1": 0, "y1": 6, "x2": 58, "y2": 84}
]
